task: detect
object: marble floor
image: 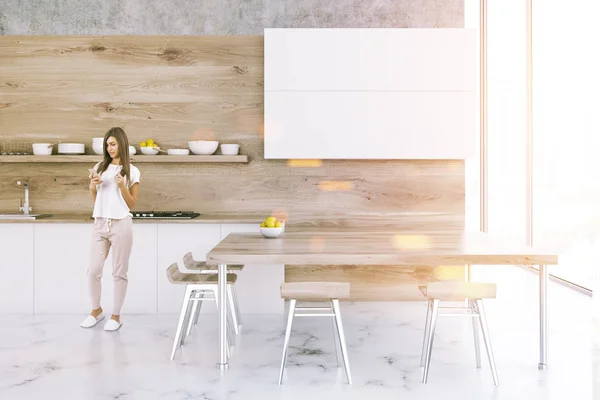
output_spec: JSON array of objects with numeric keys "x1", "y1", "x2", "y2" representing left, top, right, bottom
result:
[{"x1": 0, "y1": 266, "x2": 594, "y2": 400}]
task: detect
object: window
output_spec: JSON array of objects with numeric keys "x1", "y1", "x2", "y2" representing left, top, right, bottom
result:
[{"x1": 465, "y1": 0, "x2": 600, "y2": 291}]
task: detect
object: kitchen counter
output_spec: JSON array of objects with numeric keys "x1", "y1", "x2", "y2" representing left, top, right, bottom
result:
[
  {"x1": 0, "y1": 212, "x2": 464, "y2": 228},
  {"x1": 0, "y1": 213, "x2": 264, "y2": 224}
]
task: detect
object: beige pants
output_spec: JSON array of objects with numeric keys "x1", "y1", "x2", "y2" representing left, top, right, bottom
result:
[{"x1": 88, "y1": 216, "x2": 133, "y2": 315}]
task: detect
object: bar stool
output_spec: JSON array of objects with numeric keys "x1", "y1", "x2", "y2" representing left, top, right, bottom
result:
[
  {"x1": 166, "y1": 260, "x2": 238, "y2": 360},
  {"x1": 182, "y1": 252, "x2": 244, "y2": 335},
  {"x1": 419, "y1": 281, "x2": 499, "y2": 386},
  {"x1": 279, "y1": 282, "x2": 352, "y2": 385}
]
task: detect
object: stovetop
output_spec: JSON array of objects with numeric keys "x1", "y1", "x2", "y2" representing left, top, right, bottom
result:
[{"x1": 131, "y1": 211, "x2": 200, "y2": 219}]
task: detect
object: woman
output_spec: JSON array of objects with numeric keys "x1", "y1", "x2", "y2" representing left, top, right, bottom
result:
[{"x1": 80, "y1": 127, "x2": 140, "y2": 331}]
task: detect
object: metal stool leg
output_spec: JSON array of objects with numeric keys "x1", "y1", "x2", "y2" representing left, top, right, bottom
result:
[
  {"x1": 227, "y1": 293, "x2": 236, "y2": 347},
  {"x1": 192, "y1": 291, "x2": 205, "y2": 326},
  {"x1": 332, "y1": 299, "x2": 352, "y2": 385},
  {"x1": 227, "y1": 285, "x2": 240, "y2": 335},
  {"x1": 420, "y1": 299, "x2": 432, "y2": 367},
  {"x1": 422, "y1": 299, "x2": 439, "y2": 384},
  {"x1": 170, "y1": 286, "x2": 193, "y2": 360},
  {"x1": 185, "y1": 294, "x2": 200, "y2": 338},
  {"x1": 180, "y1": 289, "x2": 196, "y2": 347},
  {"x1": 476, "y1": 299, "x2": 499, "y2": 386},
  {"x1": 332, "y1": 310, "x2": 341, "y2": 367},
  {"x1": 278, "y1": 299, "x2": 297, "y2": 385},
  {"x1": 470, "y1": 299, "x2": 482, "y2": 368},
  {"x1": 231, "y1": 284, "x2": 242, "y2": 331}
]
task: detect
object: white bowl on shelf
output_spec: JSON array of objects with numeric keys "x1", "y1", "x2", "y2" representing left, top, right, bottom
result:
[
  {"x1": 129, "y1": 145, "x2": 136, "y2": 155},
  {"x1": 260, "y1": 226, "x2": 284, "y2": 238},
  {"x1": 32, "y1": 143, "x2": 53, "y2": 156},
  {"x1": 92, "y1": 137, "x2": 104, "y2": 143},
  {"x1": 140, "y1": 147, "x2": 159, "y2": 155},
  {"x1": 188, "y1": 140, "x2": 219, "y2": 155},
  {"x1": 58, "y1": 143, "x2": 85, "y2": 154},
  {"x1": 92, "y1": 142, "x2": 103, "y2": 155},
  {"x1": 167, "y1": 149, "x2": 190, "y2": 156},
  {"x1": 220, "y1": 144, "x2": 240, "y2": 155}
]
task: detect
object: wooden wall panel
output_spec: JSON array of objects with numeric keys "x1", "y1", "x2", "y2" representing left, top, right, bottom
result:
[
  {"x1": 0, "y1": 36, "x2": 466, "y2": 300},
  {"x1": 0, "y1": 36, "x2": 263, "y2": 143},
  {"x1": 0, "y1": 102, "x2": 263, "y2": 140},
  {"x1": 0, "y1": 160, "x2": 464, "y2": 220}
]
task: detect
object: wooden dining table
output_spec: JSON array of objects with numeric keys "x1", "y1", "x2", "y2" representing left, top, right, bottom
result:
[{"x1": 206, "y1": 229, "x2": 559, "y2": 371}]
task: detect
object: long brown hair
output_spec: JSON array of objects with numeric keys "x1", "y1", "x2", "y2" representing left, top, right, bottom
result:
[{"x1": 96, "y1": 127, "x2": 131, "y2": 186}]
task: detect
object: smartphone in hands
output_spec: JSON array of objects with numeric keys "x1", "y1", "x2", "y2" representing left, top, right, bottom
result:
[{"x1": 88, "y1": 168, "x2": 103, "y2": 185}]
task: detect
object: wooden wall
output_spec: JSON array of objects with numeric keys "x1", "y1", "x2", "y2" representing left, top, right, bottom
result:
[{"x1": 0, "y1": 36, "x2": 466, "y2": 299}]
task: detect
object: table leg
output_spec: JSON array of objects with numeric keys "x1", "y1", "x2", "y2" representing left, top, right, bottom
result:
[
  {"x1": 539, "y1": 264, "x2": 548, "y2": 370},
  {"x1": 218, "y1": 263, "x2": 228, "y2": 370}
]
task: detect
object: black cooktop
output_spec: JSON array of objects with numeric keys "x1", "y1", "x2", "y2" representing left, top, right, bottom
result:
[{"x1": 131, "y1": 211, "x2": 200, "y2": 219}]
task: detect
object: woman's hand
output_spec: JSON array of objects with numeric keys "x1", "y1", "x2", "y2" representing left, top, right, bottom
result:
[
  {"x1": 89, "y1": 176, "x2": 102, "y2": 192},
  {"x1": 115, "y1": 173, "x2": 126, "y2": 189}
]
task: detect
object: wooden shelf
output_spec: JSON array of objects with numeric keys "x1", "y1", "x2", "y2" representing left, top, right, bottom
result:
[{"x1": 0, "y1": 155, "x2": 249, "y2": 163}]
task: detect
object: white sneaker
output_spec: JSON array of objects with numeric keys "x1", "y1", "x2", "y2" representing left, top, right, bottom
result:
[
  {"x1": 80, "y1": 313, "x2": 104, "y2": 328},
  {"x1": 104, "y1": 319, "x2": 122, "y2": 332}
]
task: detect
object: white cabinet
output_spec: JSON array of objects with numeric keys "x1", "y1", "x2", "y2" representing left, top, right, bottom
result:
[
  {"x1": 0, "y1": 225, "x2": 34, "y2": 313},
  {"x1": 265, "y1": 91, "x2": 477, "y2": 159},
  {"x1": 156, "y1": 224, "x2": 221, "y2": 313},
  {"x1": 34, "y1": 223, "x2": 157, "y2": 314},
  {"x1": 34, "y1": 224, "x2": 91, "y2": 313},
  {"x1": 2, "y1": 222, "x2": 281, "y2": 315},
  {"x1": 103, "y1": 224, "x2": 157, "y2": 314},
  {"x1": 265, "y1": 28, "x2": 476, "y2": 91},
  {"x1": 220, "y1": 224, "x2": 285, "y2": 314},
  {"x1": 264, "y1": 28, "x2": 478, "y2": 160}
]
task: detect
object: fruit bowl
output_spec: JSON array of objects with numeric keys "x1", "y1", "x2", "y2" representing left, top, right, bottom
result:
[
  {"x1": 260, "y1": 226, "x2": 284, "y2": 238},
  {"x1": 259, "y1": 216, "x2": 285, "y2": 238}
]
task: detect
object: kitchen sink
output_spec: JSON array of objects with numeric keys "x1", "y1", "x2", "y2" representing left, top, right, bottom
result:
[{"x1": 0, "y1": 214, "x2": 53, "y2": 220}]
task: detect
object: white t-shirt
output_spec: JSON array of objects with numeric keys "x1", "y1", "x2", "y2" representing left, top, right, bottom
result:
[{"x1": 91, "y1": 163, "x2": 141, "y2": 219}]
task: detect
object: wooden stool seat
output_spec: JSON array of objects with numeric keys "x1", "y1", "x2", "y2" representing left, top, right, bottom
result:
[
  {"x1": 419, "y1": 281, "x2": 497, "y2": 300},
  {"x1": 166, "y1": 263, "x2": 238, "y2": 285},
  {"x1": 280, "y1": 282, "x2": 350, "y2": 300},
  {"x1": 183, "y1": 252, "x2": 244, "y2": 272}
]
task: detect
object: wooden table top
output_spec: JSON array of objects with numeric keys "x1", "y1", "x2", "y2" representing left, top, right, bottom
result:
[{"x1": 206, "y1": 230, "x2": 560, "y2": 266}]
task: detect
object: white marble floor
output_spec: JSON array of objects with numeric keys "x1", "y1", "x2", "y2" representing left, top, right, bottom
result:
[{"x1": 0, "y1": 266, "x2": 593, "y2": 400}]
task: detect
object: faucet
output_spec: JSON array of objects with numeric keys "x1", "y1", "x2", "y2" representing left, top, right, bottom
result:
[{"x1": 16, "y1": 180, "x2": 32, "y2": 215}]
